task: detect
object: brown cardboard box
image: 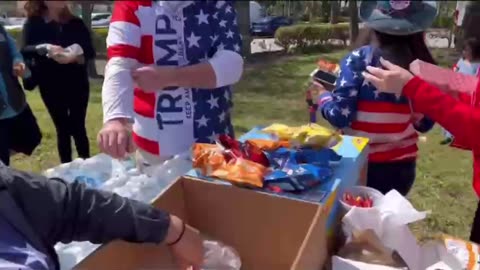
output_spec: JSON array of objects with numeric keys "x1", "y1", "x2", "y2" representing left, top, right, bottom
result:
[{"x1": 75, "y1": 177, "x2": 328, "y2": 270}]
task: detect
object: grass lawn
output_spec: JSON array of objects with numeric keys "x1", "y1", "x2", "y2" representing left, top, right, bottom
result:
[{"x1": 12, "y1": 48, "x2": 475, "y2": 241}]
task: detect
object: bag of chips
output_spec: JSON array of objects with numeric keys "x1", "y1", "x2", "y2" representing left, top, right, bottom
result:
[
  {"x1": 210, "y1": 158, "x2": 266, "y2": 188},
  {"x1": 192, "y1": 143, "x2": 226, "y2": 176},
  {"x1": 442, "y1": 235, "x2": 480, "y2": 270},
  {"x1": 262, "y1": 123, "x2": 342, "y2": 149}
]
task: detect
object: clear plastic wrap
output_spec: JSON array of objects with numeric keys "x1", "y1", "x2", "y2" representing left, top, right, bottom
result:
[{"x1": 202, "y1": 240, "x2": 242, "y2": 270}]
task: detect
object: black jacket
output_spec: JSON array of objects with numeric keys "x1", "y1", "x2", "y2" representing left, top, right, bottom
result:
[
  {"x1": 21, "y1": 16, "x2": 95, "y2": 92},
  {"x1": 0, "y1": 163, "x2": 171, "y2": 270}
]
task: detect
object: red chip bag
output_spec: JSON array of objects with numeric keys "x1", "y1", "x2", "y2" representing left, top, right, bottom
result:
[{"x1": 410, "y1": 59, "x2": 478, "y2": 94}]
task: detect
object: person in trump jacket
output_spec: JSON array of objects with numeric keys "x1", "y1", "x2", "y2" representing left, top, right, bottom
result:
[{"x1": 98, "y1": 0, "x2": 243, "y2": 167}]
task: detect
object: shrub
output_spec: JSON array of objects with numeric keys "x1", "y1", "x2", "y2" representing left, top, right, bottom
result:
[
  {"x1": 7, "y1": 27, "x2": 109, "y2": 55},
  {"x1": 432, "y1": 16, "x2": 454, "y2": 29},
  {"x1": 275, "y1": 23, "x2": 349, "y2": 52}
]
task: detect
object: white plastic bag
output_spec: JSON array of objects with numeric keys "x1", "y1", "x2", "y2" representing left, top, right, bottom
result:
[{"x1": 202, "y1": 240, "x2": 241, "y2": 270}]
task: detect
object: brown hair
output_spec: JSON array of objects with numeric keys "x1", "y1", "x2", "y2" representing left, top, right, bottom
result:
[
  {"x1": 24, "y1": 0, "x2": 74, "y2": 23},
  {"x1": 353, "y1": 27, "x2": 437, "y2": 69},
  {"x1": 465, "y1": 37, "x2": 480, "y2": 61}
]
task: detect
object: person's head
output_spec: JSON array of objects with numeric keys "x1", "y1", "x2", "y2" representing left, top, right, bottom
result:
[
  {"x1": 24, "y1": 0, "x2": 73, "y2": 23},
  {"x1": 355, "y1": 1, "x2": 438, "y2": 68},
  {"x1": 463, "y1": 38, "x2": 480, "y2": 61}
]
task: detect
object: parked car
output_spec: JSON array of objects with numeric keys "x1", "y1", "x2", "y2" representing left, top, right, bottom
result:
[
  {"x1": 3, "y1": 17, "x2": 25, "y2": 31},
  {"x1": 250, "y1": 16, "x2": 293, "y2": 37},
  {"x1": 91, "y1": 12, "x2": 111, "y2": 29}
]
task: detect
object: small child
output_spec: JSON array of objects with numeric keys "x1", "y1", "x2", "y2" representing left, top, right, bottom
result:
[{"x1": 441, "y1": 38, "x2": 480, "y2": 145}]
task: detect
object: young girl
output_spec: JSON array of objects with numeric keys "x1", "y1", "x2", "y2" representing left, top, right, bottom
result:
[
  {"x1": 441, "y1": 38, "x2": 480, "y2": 145},
  {"x1": 317, "y1": 0, "x2": 438, "y2": 195}
]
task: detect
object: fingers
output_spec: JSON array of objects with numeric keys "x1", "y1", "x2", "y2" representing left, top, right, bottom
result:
[
  {"x1": 379, "y1": 57, "x2": 396, "y2": 70},
  {"x1": 117, "y1": 131, "x2": 128, "y2": 158},
  {"x1": 362, "y1": 71, "x2": 382, "y2": 88},
  {"x1": 365, "y1": 66, "x2": 387, "y2": 78}
]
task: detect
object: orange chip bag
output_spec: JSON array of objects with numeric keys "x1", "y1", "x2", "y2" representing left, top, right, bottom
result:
[
  {"x1": 210, "y1": 158, "x2": 266, "y2": 188},
  {"x1": 247, "y1": 139, "x2": 291, "y2": 151},
  {"x1": 192, "y1": 144, "x2": 226, "y2": 176}
]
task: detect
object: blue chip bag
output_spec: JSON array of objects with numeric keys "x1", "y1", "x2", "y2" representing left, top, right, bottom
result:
[
  {"x1": 295, "y1": 148, "x2": 342, "y2": 166},
  {"x1": 264, "y1": 163, "x2": 333, "y2": 192}
]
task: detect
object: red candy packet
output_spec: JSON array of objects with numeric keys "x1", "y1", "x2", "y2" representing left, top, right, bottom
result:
[{"x1": 410, "y1": 59, "x2": 478, "y2": 94}]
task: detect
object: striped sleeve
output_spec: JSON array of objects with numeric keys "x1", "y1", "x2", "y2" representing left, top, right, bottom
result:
[{"x1": 102, "y1": 1, "x2": 142, "y2": 123}]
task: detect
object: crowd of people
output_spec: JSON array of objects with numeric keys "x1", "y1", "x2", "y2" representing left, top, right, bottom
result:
[{"x1": 1, "y1": 0, "x2": 480, "y2": 269}]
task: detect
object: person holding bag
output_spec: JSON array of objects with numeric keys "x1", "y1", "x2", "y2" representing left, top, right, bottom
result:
[
  {"x1": 0, "y1": 23, "x2": 41, "y2": 166},
  {"x1": 22, "y1": 0, "x2": 95, "y2": 164}
]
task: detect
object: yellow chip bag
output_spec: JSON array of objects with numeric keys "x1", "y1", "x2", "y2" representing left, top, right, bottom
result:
[
  {"x1": 262, "y1": 124, "x2": 296, "y2": 140},
  {"x1": 292, "y1": 123, "x2": 342, "y2": 148}
]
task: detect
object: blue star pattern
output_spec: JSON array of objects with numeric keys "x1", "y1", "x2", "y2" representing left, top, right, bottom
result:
[
  {"x1": 0, "y1": 214, "x2": 52, "y2": 269},
  {"x1": 318, "y1": 45, "x2": 434, "y2": 132},
  {"x1": 183, "y1": 1, "x2": 242, "y2": 143}
]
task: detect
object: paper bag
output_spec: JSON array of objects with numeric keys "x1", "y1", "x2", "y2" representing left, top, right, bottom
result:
[
  {"x1": 339, "y1": 190, "x2": 460, "y2": 270},
  {"x1": 337, "y1": 229, "x2": 407, "y2": 268}
]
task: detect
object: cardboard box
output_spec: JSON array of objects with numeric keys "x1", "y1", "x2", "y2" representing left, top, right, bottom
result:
[{"x1": 75, "y1": 177, "x2": 329, "y2": 270}]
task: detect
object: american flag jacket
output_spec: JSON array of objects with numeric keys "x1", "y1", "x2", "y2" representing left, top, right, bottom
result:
[
  {"x1": 102, "y1": 0, "x2": 243, "y2": 158},
  {"x1": 318, "y1": 46, "x2": 435, "y2": 162}
]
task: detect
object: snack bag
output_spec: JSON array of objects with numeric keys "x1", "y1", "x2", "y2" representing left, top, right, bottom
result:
[
  {"x1": 262, "y1": 124, "x2": 296, "y2": 140},
  {"x1": 442, "y1": 235, "x2": 480, "y2": 270},
  {"x1": 192, "y1": 143, "x2": 226, "y2": 176},
  {"x1": 210, "y1": 158, "x2": 266, "y2": 188},
  {"x1": 217, "y1": 135, "x2": 270, "y2": 167},
  {"x1": 246, "y1": 139, "x2": 290, "y2": 151},
  {"x1": 291, "y1": 123, "x2": 342, "y2": 148},
  {"x1": 264, "y1": 163, "x2": 333, "y2": 192}
]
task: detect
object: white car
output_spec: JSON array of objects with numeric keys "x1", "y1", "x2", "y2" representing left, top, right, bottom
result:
[
  {"x1": 91, "y1": 13, "x2": 111, "y2": 29},
  {"x1": 1, "y1": 17, "x2": 25, "y2": 30}
]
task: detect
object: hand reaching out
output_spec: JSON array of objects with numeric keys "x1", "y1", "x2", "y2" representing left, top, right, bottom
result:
[{"x1": 362, "y1": 58, "x2": 414, "y2": 95}]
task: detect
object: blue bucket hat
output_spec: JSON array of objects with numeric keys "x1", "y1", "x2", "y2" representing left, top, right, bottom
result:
[{"x1": 359, "y1": 0, "x2": 438, "y2": 36}]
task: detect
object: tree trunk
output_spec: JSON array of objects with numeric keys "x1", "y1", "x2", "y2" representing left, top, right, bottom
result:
[
  {"x1": 330, "y1": 0, "x2": 340, "y2": 24},
  {"x1": 80, "y1": 3, "x2": 102, "y2": 79},
  {"x1": 348, "y1": 0, "x2": 359, "y2": 44},
  {"x1": 235, "y1": 1, "x2": 251, "y2": 58}
]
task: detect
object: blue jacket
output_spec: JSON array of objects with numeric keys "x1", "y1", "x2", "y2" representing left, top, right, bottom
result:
[{"x1": 0, "y1": 25, "x2": 25, "y2": 120}]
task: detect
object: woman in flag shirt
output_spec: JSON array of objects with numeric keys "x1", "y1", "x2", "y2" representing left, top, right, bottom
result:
[
  {"x1": 98, "y1": 0, "x2": 243, "y2": 167},
  {"x1": 316, "y1": 1, "x2": 437, "y2": 195}
]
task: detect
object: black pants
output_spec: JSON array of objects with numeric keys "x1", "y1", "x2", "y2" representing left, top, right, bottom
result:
[
  {"x1": 0, "y1": 116, "x2": 13, "y2": 165},
  {"x1": 39, "y1": 85, "x2": 90, "y2": 163},
  {"x1": 366, "y1": 160, "x2": 417, "y2": 196},
  {"x1": 470, "y1": 201, "x2": 480, "y2": 244}
]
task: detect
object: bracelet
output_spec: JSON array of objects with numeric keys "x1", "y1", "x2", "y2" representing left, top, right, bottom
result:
[{"x1": 167, "y1": 221, "x2": 186, "y2": 246}]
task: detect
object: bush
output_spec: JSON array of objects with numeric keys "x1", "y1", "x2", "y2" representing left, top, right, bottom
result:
[
  {"x1": 432, "y1": 16, "x2": 454, "y2": 29},
  {"x1": 7, "y1": 27, "x2": 109, "y2": 55},
  {"x1": 275, "y1": 23, "x2": 349, "y2": 52}
]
